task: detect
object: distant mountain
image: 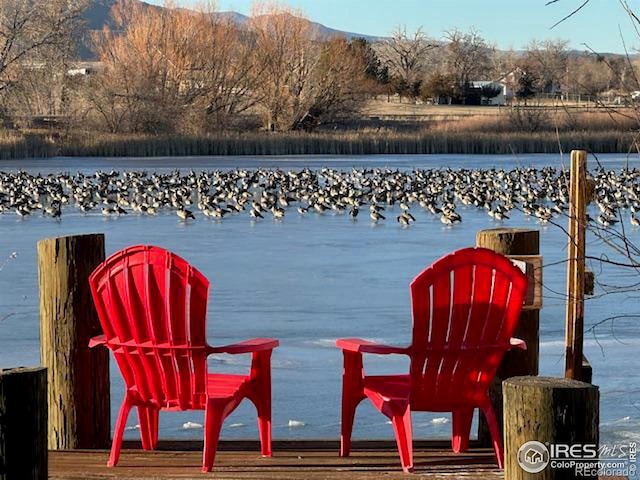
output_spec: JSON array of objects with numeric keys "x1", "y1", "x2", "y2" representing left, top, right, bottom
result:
[
  {"x1": 78, "y1": 0, "x2": 384, "y2": 60},
  {"x1": 215, "y1": 10, "x2": 383, "y2": 43},
  {"x1": 79, "y1": 0, "x2": 155, "y2": 58},
  {"x1": 83, "y1": 0, "x2": 118, "y2": 30}
]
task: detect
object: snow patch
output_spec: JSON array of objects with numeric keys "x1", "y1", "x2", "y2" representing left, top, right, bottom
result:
[
  {"x1": 183, "y1": 421, "x2": 203, "y2": 429},
  {"x1": 431, "y1": 417, "x2": 449, "y2": 425}
]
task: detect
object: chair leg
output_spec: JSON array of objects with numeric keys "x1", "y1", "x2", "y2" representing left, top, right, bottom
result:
[
  {"x1": 253, "y1": 391, "x2": 272, "y2": 457},
  {"x1": 391, "y1": 407, "x2": 414, "y2": 473},
  {"x1": 202, "y1": 400, "x2": 226, "y2": 473},
  {"x1": 452, "y1": 408, "x2": 474, "y2": 453},
  {"x1": 481, "y1": 405, "x2": 504, "y2": 469},
  {"x1": 249, "y1": 351, "x2": 273, "y2": 457},
  {"x1": 150, "y1": 408, "x2": 159, "y2": 448},
  {"x1": 108, "y1": 398, "x2": 132, "y2": 467},
  {"x1": 137, "y1": 406, "x2": 159, "y2": 450},
  {"x1": 340, "y1": 351, "x2": 364, "y2": 457},
  {"x1": 340, "y1": 391, "x2": 362, "y2": 457}
]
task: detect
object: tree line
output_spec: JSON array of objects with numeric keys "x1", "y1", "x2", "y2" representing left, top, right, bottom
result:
[
  {"x1": 1, "y1": 0, "x2": 639, "y2": 135},
  {"x1": 378, "y1": 27, "x2": 639, "y2": 106}
]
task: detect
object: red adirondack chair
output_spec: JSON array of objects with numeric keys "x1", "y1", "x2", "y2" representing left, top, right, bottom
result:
[
  {"x1": 88, "y1": 245, "x2": 278, "y2": 472},
  {"x1": 336, "y1": 247, "x2": 528, "y2": 472}
]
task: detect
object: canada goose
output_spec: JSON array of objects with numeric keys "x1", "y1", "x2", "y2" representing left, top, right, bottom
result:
[
  {"x1": 176, "y1": 208, "x2": 195, "y2": 221},
  {"x1": 0, "y1": 164, "x2": 637, "y2": 232},
  {"x1": 249, "y1": 208, "x2": 264, "y2": 219},
  {"x1": 271, "y1": 207, "x2": 285, "y2": 219},
  {"x1": 370, "y1": 210, "x2": 385, "y2": 222}
]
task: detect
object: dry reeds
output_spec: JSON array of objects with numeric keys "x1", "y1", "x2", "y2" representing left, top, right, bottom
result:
[
  {"x1": 0, "y1": 128, "x2": 637, "y2": 160},
  {"x1": 431, "y1": 108, "x2": 640, "y2": 134},
  {"x1": 0, "y1": 130, "x2": 56, "y2": 159}
]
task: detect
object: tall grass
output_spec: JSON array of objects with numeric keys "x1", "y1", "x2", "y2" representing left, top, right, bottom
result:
[
  {"x1": 0, "y1": 128, "x2": 637, "y2": 160},
  {"x1": 0, "y1": 130, "x2": 56, "y2": 159},
  {"x1": 432, "y1": 109, "x2": 640, "y2": 134}
]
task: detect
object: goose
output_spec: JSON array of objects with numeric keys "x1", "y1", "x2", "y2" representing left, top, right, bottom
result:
[
  {"x1": 370, "y1": 210, "x2": 385, "y2": 223},
  {"x1": 176, "y1": 208, "x2": 195, "y2": 221}
]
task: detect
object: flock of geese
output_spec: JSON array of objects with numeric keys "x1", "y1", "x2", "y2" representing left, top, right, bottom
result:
[{"x1": 1, "y1": 166, "x2": 640, "y2": 228}]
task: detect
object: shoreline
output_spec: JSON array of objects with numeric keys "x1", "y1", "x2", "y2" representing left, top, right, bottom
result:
[{"x1": 0, "y1": 130, "x2": 637, "y2": 160}]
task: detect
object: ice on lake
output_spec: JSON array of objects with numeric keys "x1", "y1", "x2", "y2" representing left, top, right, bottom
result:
[{"x1": 0, "y1": 153, "x2": 638, "y2": 444}]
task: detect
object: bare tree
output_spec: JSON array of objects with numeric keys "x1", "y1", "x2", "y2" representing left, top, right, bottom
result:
[
  {"x1": 0, "y1": 0, "x2": 87, "y2": 118},
  {"x1": 443, "y1": 28, "x2": 494, "y2": 101},
  {"x1": 249, "y1": 4, "x2": 366, "y2": 131},
  {"x1": 88, "y1": 0, "x2": 261, "y2": 133},
  {"x1": 197, "y1": 23, "x2": 262, "y2": 123},
  {"x1": 89, "y1": 0, "x2": 184, "y2": 133},
  {"x1": 4, "y1": 61, "x2": 68, "y2": 120},
  {"x1": 565, "y1": 54, "x2": 614, "y2": 98},
  {"x1": 523, "y1": 39, "x2": 570, "y2": 95},
  {"x1": 490, "y1": 49, "x2": 518, "y2": 81},
  {"x1": 87, "y1": 1, "x2": 367, "y2": 133},
  {"x1": 248, "y1": 5, "x2": 316, "y2": 131},
  {"x1": 376, "y1": 26, "x2": 437, "y2": 100},
  {"x1": 299, "y1": 38, "x2": 368, "y2": 129}
]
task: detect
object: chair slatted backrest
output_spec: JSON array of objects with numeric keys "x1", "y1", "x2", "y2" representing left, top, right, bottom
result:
[
  {"x1": 90, "y1": 245, "x2": 210, "y2": 410},
  {"x1": 409, "y1": 247, "x2": 528, "y2": 409}
]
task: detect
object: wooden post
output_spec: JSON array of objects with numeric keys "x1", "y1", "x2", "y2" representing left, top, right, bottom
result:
[
  {"x1": 38, "y1": 234, "x2": 110, "y2": 450},
  {"x1": 565, "y1": 150, "x2": 587, "y2": 381},
  {"x1": 504, "y1": 376, "x2": 599, "y2": 480},
  {"x1": 476, "y1": 228, "x2": 540, "y2": 446},
  {"x1": 0, "y1": 367, "x2": 47, "y2": 480}
]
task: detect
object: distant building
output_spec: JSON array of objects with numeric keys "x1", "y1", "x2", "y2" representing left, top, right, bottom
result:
[
  {"x1": 468, "y1": 81, "x2": 512, "y2": 106},
  {"x1": 67, "y1": 67, "x2": 92, "y2": 77},
  {"x1": 66, "y1": 62, "x2": 103, "y2": 77}
]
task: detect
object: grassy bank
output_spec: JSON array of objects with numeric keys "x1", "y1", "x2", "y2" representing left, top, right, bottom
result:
[{"x1": 0, "y1": 129, "x2": 638, "y2": 160}]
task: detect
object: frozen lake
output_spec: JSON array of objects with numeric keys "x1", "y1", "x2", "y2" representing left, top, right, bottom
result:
[{"x1": 0, "y1": 153, "x2": 638, "y2": 445}]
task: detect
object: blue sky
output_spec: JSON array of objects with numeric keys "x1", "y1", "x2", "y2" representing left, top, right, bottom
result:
[{"x1": 147, "y1": 0, "x2": 639, "y2": 53}]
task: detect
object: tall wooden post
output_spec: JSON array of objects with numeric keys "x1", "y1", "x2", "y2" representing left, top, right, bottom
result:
[
  {"x1": 38, "y1": 234, "x2": 110, "y2": 449},
  {"x1": 476, "y1": 228, "x2": 540, "y2": 446},
  {"x1": 565, "y1": 150, "x2": 587, "y2": 381},
  {"x1": 0, "y1": 367, "x2": 47, "y2": 480}
]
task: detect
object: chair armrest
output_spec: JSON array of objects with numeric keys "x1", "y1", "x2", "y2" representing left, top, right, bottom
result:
[
  {"x1": 336, "y1": 338, "x2": 409, "y2": 355},
  {"x1": 209, "y1": 338, "x2": 279, "y2": 355},
  {"x1": 510, "y1": 337, "x2": 527, "y2": 350},
  {"x1": 89, "y1": 334, "x2": 107, "y2": 348}
]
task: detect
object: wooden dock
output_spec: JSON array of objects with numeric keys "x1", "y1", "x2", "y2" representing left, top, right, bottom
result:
[
  {"x1": 46, "y1": 440, "x2": 631, "y2": 480},
  {"x1": 48, "y1": 440, "x2": 502, "y2": 479}
]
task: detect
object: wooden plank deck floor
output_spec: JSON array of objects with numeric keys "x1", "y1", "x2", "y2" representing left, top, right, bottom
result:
[
  {"x1": 48, "y1": 440, "x2": 629, "y2": 480},
  {"x1": 49, "y1": 440, "x2": 502, "y2": 479}
]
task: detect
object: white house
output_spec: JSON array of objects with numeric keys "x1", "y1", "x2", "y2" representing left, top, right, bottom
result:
[
  {"x1": 66, "y1": 62, "x2": 103, "y2": 77},
  {"x1": 468, "y1": 81, "x2": 512, "y2": 106}
]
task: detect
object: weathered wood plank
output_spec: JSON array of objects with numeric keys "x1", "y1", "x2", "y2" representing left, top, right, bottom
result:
[
  {"x1": 47, "y1": 447, "x2": 626, "y2": 480},
  {"x1": 508, "y1": 254, "x2": 543, "y2": 310},
  {"x1": 565, "y1": 150, "x2": 588, "y2": 381},
  {"x1": 38, "y1": 234, "x2": 110, "y2": 450},
  {"x1": 475, "y1": 228, "x2": 540, "y2": 446},
  {"x1": 48, "y1": 447, "x2": 501, "y2": 480},
  {"x1": 0, "y1": 367, "x2": 47, "y2": 480}
]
